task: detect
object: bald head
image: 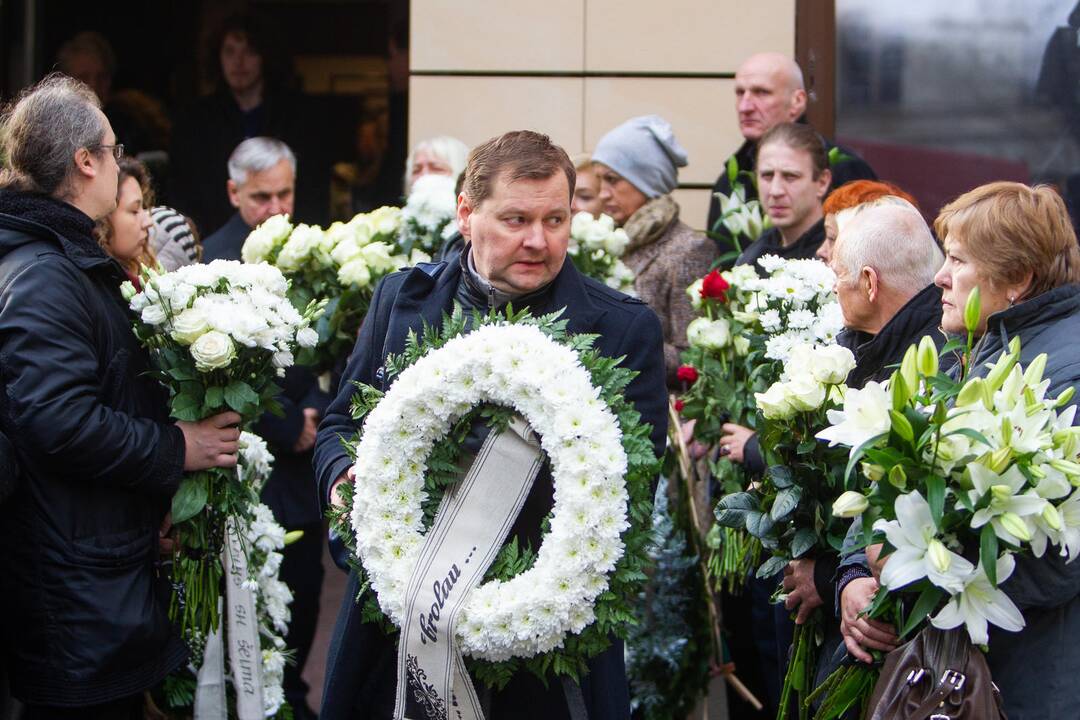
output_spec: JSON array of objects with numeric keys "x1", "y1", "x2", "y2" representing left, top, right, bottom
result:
[
  {"x1": 835, "y1": 202, "x2": 942, "y2": 296},
  {"x1": 734, "y1": 53, "x2": 807, "y2": 141}
]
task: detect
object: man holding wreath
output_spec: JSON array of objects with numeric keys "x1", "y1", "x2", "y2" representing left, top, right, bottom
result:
[{"x1": 313, "y1": 130, "x2": 668, "y2": 719}]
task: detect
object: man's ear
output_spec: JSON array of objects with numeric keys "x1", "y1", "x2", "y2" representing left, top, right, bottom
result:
[
  {"x1": 456, "y1": 192, "x2": 473, "y2": 241},
  {"x1": 73, "y1": 147, "x2": 96, "y2": 180},
  {"x1": 862, "y1": 266, "x2": 880, "y2": 303},
  {"x1": 815, "y1": 168, "x2": 832, "y2": 202},
  {"x1": 789, "y1": 88, "x2": 808, "y2": 120},
  {"x1": 227, "y1": 180, "x2": 241, "y2": 209}
]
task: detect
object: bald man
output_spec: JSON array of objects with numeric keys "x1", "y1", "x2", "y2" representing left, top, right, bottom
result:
[{"x1": 707, "y1": 53, "x2": 877, "y2": 261}]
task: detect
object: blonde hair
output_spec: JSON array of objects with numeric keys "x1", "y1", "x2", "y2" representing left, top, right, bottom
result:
[{"x1": 934, "y1": 182, "x2": 1080, "y2": 301}]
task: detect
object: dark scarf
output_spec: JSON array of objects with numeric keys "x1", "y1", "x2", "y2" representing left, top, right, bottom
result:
[
  {"x1": 0, "y1": 189, "x2": 105, "y2": 259},
  {"x1": 454, "y1": 245, "x2": 557, "y2": 313}
]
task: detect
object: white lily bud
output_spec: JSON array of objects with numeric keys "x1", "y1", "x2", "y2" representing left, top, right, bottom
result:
[
  {"x1": 832, "y1": 491, "x2": 869, "y2": 518},
  {"x1": 1000, "y1": 512, "x2": 1032, "y2": 542}
]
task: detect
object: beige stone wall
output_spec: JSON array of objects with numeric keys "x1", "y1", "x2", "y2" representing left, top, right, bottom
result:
[{"x1": 409, "y1": 0, "x2": 795, "y2": 231}]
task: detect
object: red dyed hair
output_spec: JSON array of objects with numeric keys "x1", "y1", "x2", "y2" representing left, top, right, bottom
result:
[{"x1": 823, "y1": 180, "x2": 919, "y2": 216}]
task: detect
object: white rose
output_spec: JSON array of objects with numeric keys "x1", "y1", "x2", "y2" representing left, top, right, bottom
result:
[
  {"x1": 686, "y1": 317, "x2": 731, "y2": 350},
  {"x1": 733, "y1": 335, "x2": 751, "y2": 357},
  {"x1": 360, "y1": 242, "x2": 397, "y2": 272},
  {"x1": 582, "y1": 221, "x2": 610, "y2": 251},
  {"x1": 368, "y1": 205, "x2": 402, "y2": 237},
  {"x1": 338, "y1": 257, "x2": 372, "y2": 287},
  {"x1": 603, "y1": 228, "x2": 630, "y2": 256},
  {"x1": 190, "y1": 331, "x2": 236, "y2": 371},
  {"x1": 787, "y1": 376, "x2": 827, "y2": 412},
  {"x1": 811, "y1": 344, "x2": 857, "y2": 385},
  {"x1": 570, "y1": 212, "x2": 593, "y2": 239},
  {"x1": 141, "y1": 304, "x2": 167, "y2": 326},
  {"x1": 330, "y1": 236, "x2": 362, "y2": 266},
  {"x1": 297, "y1": 326, "x2": 319, "y2": 348},
  {"x1": 170, "y1": 307, "x2": 210, "y2": 345},
  {"x1": 686, "y1": 279, "x2": 705, "y2": 310},
  {"x1": 241, "y1": 229, "x2": 274, "y2": 264},
  {"x1": 756, "y1": 382, "x2": 795, "y2": 420}
]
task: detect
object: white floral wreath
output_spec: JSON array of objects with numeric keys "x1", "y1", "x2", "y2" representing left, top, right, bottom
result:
[{"x1": 350, "y1": 323, "x2": 629, "y2": 661}]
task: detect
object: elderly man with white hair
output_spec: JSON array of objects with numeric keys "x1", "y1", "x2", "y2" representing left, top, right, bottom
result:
[
  {"x1": 779, "y1": 199, "x2": 949, "y2": 711},
  {"x1": 706, "y1": 52, "x2": 876, "y2": 259}
]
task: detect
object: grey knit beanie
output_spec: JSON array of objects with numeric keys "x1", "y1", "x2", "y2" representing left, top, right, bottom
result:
[{"x1": 592, "y1": 115, "x2": 688, "y2": 198}]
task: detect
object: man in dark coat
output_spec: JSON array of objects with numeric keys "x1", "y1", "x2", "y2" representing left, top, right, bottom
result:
[
  {"x1": 707, "y1": 53, "x2": 875, "y2": 260},
  {"x1": 0, "y1": 75, "x2": 240, "y2": 718},
  {"x1": 781, "y1": 202, "x2": 947, "y2": 706},
  {"x1": 201, "y1": 136, "x2": 295, "y2": 261},
  {"x1": 195, "y1": 134, "x2": 327, "y2": 719},
  {"x1": 170, "y1": 12, "x2": 338, "y2": 233},
  {"x1": 313, "y1": 130, "x2": 668, "y2": 720}
]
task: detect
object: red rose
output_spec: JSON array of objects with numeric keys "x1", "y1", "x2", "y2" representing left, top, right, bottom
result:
[
  {"x1": 700, "y1": 270, "x2": 730, "y2": 300},
  {"x1": 677, "y1": 365, "x2": 699, "y2": 384},
  {"x1": 674, "y1": 399, "x2": 685, "y2": 412}
]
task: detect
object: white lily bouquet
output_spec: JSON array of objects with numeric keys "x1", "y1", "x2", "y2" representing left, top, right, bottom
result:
[
  {"x1": 397, "y1": 173, "x2": 460, "y2": 256},
  {"x1": 157, "y1": 432, "x2": 296, "y2": 719},
  {"x1": 568, "y1": 212, "x2": 635, "y2": 293},
  {"x1": 807, "y1": 290, "x2": 1080, "y2": 718},
  {"x1": 710, "y1": 155, "x2": 771, "y2": 261},
  {"x1": 125, "y1": 261, "x2": 320, "y2": 645},
  {"x1": 241, "y1": 210, "x2": 421, "y2": 373}
]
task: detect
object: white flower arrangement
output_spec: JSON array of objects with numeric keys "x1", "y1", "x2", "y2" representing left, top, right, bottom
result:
[
  {"x1": 568, "y1": 212, "x2": 635, "y2": 293},
  {"x1": 349, "y1": 322, "x2": 630, "y2": 662},
  {"x1": 398, "y1": 173, "x2": 459, "y2": 256}
]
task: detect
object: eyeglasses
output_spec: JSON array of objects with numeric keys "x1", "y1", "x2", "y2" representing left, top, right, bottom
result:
[{"x1": 93, "y1": 143, "x2": 125, "y2": 161}]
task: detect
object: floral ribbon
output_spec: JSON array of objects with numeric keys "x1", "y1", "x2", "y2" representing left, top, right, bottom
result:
[
  {"x1": 194, "y1": 513, "x2": 265, "y2": 719},
  {"x1": 394, "y1": 416, "x2": 543, "y2": 720}
]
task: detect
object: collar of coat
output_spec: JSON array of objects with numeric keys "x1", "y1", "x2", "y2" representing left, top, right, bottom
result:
[
  {"x1": 624, "y1": 194, "x2": 680, "y2": 252},
  {"x1": 0, "y1": 189, "x2": 115, "y2": 272},
  {"x1": 842, "y1": 283, "x2": 945, "y2": 389},
  {"x1": 380, "y1": 254, "x2": 606, "y2": 361}
]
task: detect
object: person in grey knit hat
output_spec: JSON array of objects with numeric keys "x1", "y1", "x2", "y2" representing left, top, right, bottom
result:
[
  {"x1": 592, "y1": 115, "x2": 717, "y2": 388},
  {"x1": 592, "y1": 114, "x2": 688, "y2": 199}
]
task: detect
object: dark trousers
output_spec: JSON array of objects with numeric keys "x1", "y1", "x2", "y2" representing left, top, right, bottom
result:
[
  {"x1": 20, "y1": 694, "x2": 142, "y2": 719},
  {"x1": 750, "y1": 571, "x2": 794, "y2": 715},
  {"x1": 280, "y1": 521, "x2": 325, "y2": 715}
]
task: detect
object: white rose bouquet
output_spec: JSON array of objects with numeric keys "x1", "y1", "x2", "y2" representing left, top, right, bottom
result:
[
  {"x1": 125, "y1": 260, "x2": 321, "y2": 643},
  {"x1": 713, "y1": 342, "x2": 859, "y2": 716},
  {"x1": 240, "y1": 211, "x2": 420, "y2": 373},
  {"x1": 397, "y1": 172, "x2": 459, "y2": 256},
  {"x1": 807, "y1": 291, "x2": 1080, "y2": 718},
  {"x1": 568, "y1": 212, "x2": 635, "y2": 293}
]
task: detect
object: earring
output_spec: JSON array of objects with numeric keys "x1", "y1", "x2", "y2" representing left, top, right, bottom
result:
[{"x1": 1008, "y1": 296, "x2": 1016, "y2": 307}]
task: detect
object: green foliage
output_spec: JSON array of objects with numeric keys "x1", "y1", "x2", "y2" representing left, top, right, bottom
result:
[{"x1": 327, "y1": 304, "x2": 660, "y2": 688}]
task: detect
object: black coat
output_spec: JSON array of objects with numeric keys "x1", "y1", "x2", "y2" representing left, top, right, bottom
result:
[
  {"x1": 196, "y1": 217, "x2": 331, "y2": 527},
  {"x1": 0, "y1": 191, "x2": 187, "y2": 705},
  {"x1": 169, "y1": 89, "x2": 338, "y2": 235},
  {"x1": 966, "y1": 284, "x2": 1080, "y2": 719},
  {"x1": 708, "y1": 139, "x2": 876, "y2": 260},
  {"x1": 201, "y1": 211, "x2": 250, "y2": 263},
  {"x1": 735, "y1": 218, "x2": 826, "y2": 272},
  {"x1": 313, "y1": 258, "x2": 669, "y2": 720}
]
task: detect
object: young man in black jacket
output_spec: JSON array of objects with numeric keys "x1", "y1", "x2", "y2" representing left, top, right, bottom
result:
[
  {"x1": 313, "y1": 131, "x2": 668, "y2": 720},
  {"x1": 0, "y1": 74, "x2": 239, "y2": 719}
]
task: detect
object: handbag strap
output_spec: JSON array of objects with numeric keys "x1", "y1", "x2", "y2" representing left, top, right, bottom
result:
[{"x1": 908, "y1": 669, "x2": 966, "y2": 719}]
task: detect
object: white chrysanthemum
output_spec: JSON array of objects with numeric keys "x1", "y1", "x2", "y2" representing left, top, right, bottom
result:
[{"x1": 348, "y1": 323, "x2": 627, "y2": 661}]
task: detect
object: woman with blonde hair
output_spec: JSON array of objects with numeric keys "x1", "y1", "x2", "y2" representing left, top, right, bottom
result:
[
  {"x1": 859, "y1": 181, "x2": 1080, "y2": 718},
  {"x1": 571, "y1": 153, "x2": 603, "y2": 217},
  {"x1": 94, "y1": 156, "x2": 156, "y2": 285}
]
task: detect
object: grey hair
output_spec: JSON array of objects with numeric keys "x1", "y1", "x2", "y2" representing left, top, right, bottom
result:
[
  {"x1": 0, "y1": 73, "x2": 105, "y2": 199},
  {"x1": 834, "y1": 201, "x2": 943, "y2": 296},
  {"x1": 227, "y1": 137, "x2": 296, "y2": 186},
  {"x1": 404, "y1": 136, "x2": 469, "y2": 195}
]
